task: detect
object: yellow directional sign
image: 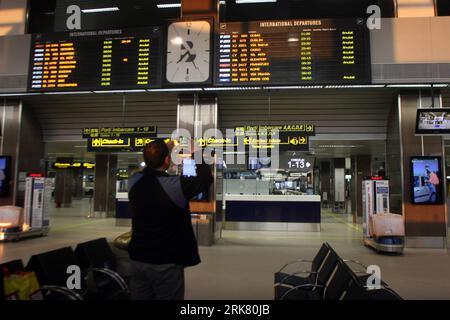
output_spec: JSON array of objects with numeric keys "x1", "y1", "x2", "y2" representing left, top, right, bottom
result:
[
  {"x1": 83, "y1": 126, "x2": 157, "y2": 138},
  {"x1": 90, "y1": 138, "x2": 131, "y2": 148},
  {"x1": 235, "y1": 124, "x2": 315, "y2": 136}
]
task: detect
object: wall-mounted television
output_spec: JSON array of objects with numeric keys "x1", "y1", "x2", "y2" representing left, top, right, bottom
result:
[
  {"x1": 248, "y1": 157, "x2": 271, "y2": 170},
  {"x1": 415, "y1": 108, "x2": 450, "y2": 135},
  {"x1": 0, "y1": 156, "x2": 11, "y2": 197},
  {"x1": 410, "y1": 156, "x2": 443, "y2": 205}
]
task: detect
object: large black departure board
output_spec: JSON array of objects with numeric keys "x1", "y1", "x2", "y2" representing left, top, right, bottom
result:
[
  {"x1": 28, "y1": 27, "x2": 163, "y2": 92},
  {"x1": 215, "y1": 19, "x2": 371, "y2": 86}
]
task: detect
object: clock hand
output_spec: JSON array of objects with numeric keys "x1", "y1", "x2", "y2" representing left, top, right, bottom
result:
[{"x1": 176, "y1": 51, "x2": 190, "y2": 64}]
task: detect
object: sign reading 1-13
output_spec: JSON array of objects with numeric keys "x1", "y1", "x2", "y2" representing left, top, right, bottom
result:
[{"x1": 28, "y1": 27, "x2": 163, "y2": 92}]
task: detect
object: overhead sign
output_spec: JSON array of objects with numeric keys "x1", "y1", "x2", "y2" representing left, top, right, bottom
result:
[
  {"x1": 82, "y1": 126, "x2": 158, "y2": 138},
  {"x1": 234, "y1": 124, "x2": 316, "y2": 151},
  {"x1": 52, "y1": 162, "x2": 95, "y2": 169},
  {"x1": 280, "y1": 154, "x2": 316, "y2": 172},
  {"x1": 243, "y1": 135, "x2": 309, "y2": 151},
  {"x1": 235, "y1": 124, "x2": 315, "y2": 136},
  {"x1": 215, "y1": 19, "x2": 371, "y2": 86},
  {"x1": 87, "y1": 137, "x2": 171, "y2": 152},
  {"x1": 28, "y1": 27, "x2": 163, "y2": 92}
]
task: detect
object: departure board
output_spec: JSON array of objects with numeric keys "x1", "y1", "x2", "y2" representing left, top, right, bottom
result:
[
  {"x1": 215, "y1": 19, "x2": 371, "y2": 86},
  {"x1": 28, "y1": 27, "x2": 163, "y2": 92}
]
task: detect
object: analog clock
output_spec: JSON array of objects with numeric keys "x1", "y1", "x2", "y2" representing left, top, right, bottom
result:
[{"x1": 166, "y1": 20, "x2": 211, "y2": 84}]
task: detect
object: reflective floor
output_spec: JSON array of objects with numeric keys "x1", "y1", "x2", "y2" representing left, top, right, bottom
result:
[{"x1": 1, "y1": 200, "x2": 450, "y2": 300}]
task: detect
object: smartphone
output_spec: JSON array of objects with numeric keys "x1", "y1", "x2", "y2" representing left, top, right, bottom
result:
[{"x1": 182, "y1": 159, "x2": 197, "y2": 177}]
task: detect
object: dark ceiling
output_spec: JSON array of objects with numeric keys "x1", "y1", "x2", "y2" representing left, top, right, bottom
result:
[{"x1": 27, "y1": 0, "x2": 401, "y2": 34}]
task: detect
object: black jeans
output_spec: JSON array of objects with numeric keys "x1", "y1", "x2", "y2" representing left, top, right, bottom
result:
[{"x1": 130, "y1": 260, "x2": 185, "y2": 300}]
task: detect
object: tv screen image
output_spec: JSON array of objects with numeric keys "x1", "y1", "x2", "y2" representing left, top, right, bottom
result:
[
  {"x1": 416, "y1": 108, "x2": 450, "y2": 134},
  {"x1": 247, "y1": 157, "x2": 271, "y2": 170},
  {"x1": 0, "y1": 156, "x2": 10, "y2": 197},
  {"x1": 411, "y1": 157, "x2": 443, "y2": 205}
]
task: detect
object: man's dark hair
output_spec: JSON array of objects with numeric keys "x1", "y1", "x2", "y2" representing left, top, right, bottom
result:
[{"x1": 143, "y1": 140, "x2": 169, "y2": 169}]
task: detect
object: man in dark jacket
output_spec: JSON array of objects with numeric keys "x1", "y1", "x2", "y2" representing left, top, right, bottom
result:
[{"x1": 128, "y1": 140, "x2": 213, "y2": 300}]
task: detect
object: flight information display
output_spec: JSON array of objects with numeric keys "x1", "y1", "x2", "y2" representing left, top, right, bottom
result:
[
  {"x1": 28, "y1": 27, "x2": 163, "y2": 92},
  {"x1": 215, "y1": 19, "x2": 371, "y2": 86}
]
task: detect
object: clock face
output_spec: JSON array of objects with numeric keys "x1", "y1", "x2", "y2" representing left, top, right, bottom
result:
[{"x1": 166, "y1": 20, "x2": 211, "y2": 84}]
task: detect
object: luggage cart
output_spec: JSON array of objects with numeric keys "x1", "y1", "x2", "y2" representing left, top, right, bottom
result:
[
  {"x1": 0, "y1": 227, "x2": 49, "y2": 242},
  {"x1": 362, "y1": 177, "x2": 405, "y2": 254},
  {"x1": 363, "y1": 237, "x2": 404, "y2": 254}
]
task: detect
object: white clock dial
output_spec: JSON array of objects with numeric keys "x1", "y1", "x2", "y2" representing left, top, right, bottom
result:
[{"x1": 166, "y1": 20, "x2": 211, "y2": 84}]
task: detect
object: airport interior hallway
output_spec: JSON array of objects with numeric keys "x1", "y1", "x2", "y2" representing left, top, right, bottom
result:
[{"x1": 1, "y1": 204, "x2": 449, "y2": 300}]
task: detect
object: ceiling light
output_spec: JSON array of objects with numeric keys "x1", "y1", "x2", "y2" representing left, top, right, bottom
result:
[
  {"x1": 236, "y1": 0, "x2": 277, "y2": 3},
  {"x1": 81, "y1": 7, "x2": 120, "y2": 13},
  {"x1": 318, "y1": 145, "x2": 364, "y2": 148},
  {"x1": 204, "y1": 86, "x2": 262, "y2": 91},
  {"x1": 157, "y1": 3, "x2": 181, "y2": 9},
  {"x1": 386, "y1": 84, "x2": 432, "y2": 88},
  {"x1": 264, "y1": 85, "x2": 323, "y2": 90},
  {"x1": 148, "y1": 88, "x2": 203, "y2": 92},
  {"x1": 43, "y1": 91, "x2": 91, "y2": 95}
]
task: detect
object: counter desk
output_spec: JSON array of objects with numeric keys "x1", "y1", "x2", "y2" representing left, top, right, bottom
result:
[{"x1": 223, "y1": 194, "x2": 321, "y2": 232}]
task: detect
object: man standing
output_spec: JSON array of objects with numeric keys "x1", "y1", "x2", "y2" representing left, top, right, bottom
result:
[{"x1": 128, "y1": 140, "x2": 213, "y2": 300}]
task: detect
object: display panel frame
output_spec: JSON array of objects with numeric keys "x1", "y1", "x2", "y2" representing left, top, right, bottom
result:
[
  {"x1": 27, "y1": 27, "x2": 164, "y2": 92},
  {"x1": 410, "y1": 156, "x2": 444, "y2": 205},
  {"x1": 415, "y1": 108, "x2": 450, "y2": 135},
  {"x1": 214, "y1": 18, "x2": 372, "y2": 86}
]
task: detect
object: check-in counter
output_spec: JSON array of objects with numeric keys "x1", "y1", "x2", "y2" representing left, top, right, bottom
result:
[
  {"x1": 223, "y1": 194, "x2": 321, "y2": 232},
  {"x1": 116, "y1": 192, "x2": 131, "y2": 219}
]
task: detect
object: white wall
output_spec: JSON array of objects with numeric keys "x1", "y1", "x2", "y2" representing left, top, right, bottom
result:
[
  {"x1": 0, "y1": 0, "x2": 27, "y2": 36},
  {"x1": 397, "y1": 0, "x2": 435, "y2": 17},
  {"x1": 371, "y1": 17, "x2": 450, "y2": 64}
]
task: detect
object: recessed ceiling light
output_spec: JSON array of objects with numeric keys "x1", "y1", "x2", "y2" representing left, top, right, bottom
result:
[
  {"x1": 157, "y1": 3, "x2": 181, "y2": 9},
  {"x1": 236, "y1": 0, "x2": 277, "y2": 3},
  {"x1": 81, "y1": 7, "x2": 120, "y2": 13}
]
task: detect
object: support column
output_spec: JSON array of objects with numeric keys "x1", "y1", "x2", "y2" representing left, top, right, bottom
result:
[
  {"x1": 54, "y1": 167, "x2": 73, "y2": 208},
  {"x1": 398, "y1": 91, "x2": 447, "y2": 248},
  {"x1": 73, "y1": 167, "x2": 84, "y2": 199},
  {"x1": 352, "y1": 155, "x2": 372, "y2": 223},
  {"x1": 93, "y1": 154, "x2": 117, "y2": 218},
  {"x1": 181, "y1": 0, "x2": 218, "y2": 18},
  {"x1": 0, "y1": 99, "x2": 21, "y2": 206},
  {"x1": 178, "y1": 93, "x2": 219, "y2": 244}
]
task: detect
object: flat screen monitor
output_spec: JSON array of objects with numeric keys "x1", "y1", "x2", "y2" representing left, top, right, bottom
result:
[
  {"x1": 415, "y1": 108, "x2": 450, "y2": 135},
  {"x1": 215, "y1": 19, "x2": 371, "y2": 86},
  {"x1": 0, "y1": 156, "x2": 11, "y2": 197},
  {"x1": 410, "y1": 156, "x2": 443, "y2": 205},
  {"x1": 28, "y1": 27, "x2": 163, "y2": 92},
  {"x1": 248, "y1": 157, "x2": 271, "y2": 170}
]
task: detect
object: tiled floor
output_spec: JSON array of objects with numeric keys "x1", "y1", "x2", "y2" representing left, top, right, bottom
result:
[{"x1": 1, "y1": 200, "x2": 449, "y2": 300}]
